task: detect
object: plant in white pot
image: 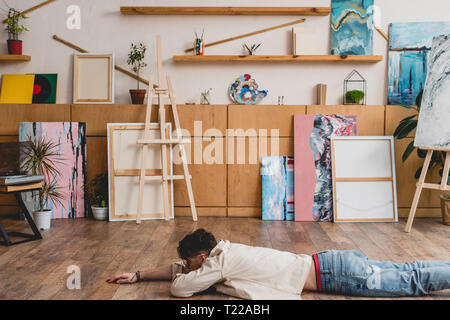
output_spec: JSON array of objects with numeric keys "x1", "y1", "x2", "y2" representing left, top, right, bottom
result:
[
  {"x1": 127, "y1": 42, "x2": 148, "y2": 104},
  {"x1": 85, "y1": 172, "x2": 109, "y2": 221},
  {"x1": 21, "y1": 136, "x2": 65, "y2": 230},
  {"x1": 4, "y1": 8, "x2": 28, "y2": 55}
]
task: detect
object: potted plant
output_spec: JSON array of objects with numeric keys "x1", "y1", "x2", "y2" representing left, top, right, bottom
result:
[
  {"x1": 393, "y1": 90, "x2": 450, "y2": 225},
  {"x1": 345, "y1": 90, "x2": 365, "y2": 104},
  {"x1": 21, "y1": 136, "x2": 65, "y2": 230},
  {"x1": 84, "y1": 172, "x2": 109, "y2": 221},
  {"x1": 127, "y1": 42, "x2": 148, "y2": 104},
  {"x1": 4, "y1": 8, "x2": 28, "y2": 55}
]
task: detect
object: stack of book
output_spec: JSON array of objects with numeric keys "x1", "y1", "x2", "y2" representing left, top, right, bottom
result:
[{"x1": 0, "y1": 171, "x2": 44, "y2": 186}]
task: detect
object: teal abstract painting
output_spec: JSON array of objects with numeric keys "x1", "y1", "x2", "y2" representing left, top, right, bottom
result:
[
  {"x1": 331, "y1": 0, "x2": 374, "y2": 55},
  {"x1": 388, "y1": 22, "x2": 450, "y2": 105}
]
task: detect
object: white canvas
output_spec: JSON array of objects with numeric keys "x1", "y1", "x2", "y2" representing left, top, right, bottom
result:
[
  {"x1": 292, "y1": 27, "x2": 319, "y2": 55},
  {"x1": 107, "y1": 123, "x2": 174, "y2": 221},
  {"x1": 415, "y1": 35, "x2": 450, "y2": 150},
  {"x1": 331, "y1": 137, "x2": 398, "y2": 223}
]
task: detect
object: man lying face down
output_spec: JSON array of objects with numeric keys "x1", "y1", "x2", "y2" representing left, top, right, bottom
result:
[{"x1": 107, "y1": 228, "x2": 450, "y2": 299}]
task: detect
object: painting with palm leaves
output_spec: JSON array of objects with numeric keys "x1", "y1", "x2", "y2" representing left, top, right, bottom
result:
[{"x1": 19, "y1": 122, "x2": 87, "y2": 219}]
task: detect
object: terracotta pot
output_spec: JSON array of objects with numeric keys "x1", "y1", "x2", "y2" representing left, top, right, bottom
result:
[
  {"x1": 7, "y1": 40, "x2": 22, "y2": 55},
  {"x1": 440, "y1": 194, "x2": 450, "y2": 226},
  {"x1": 129, "y1": 89, "x2": 147, "y2": 104}
]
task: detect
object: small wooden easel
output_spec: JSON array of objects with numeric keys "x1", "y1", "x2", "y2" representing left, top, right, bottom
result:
[
  {"x1": 405, "y1": 148, "x2": 450, "y2": 232},
  {"x1": 135, "y1": 35, "x2": 197, "y2": 224}
]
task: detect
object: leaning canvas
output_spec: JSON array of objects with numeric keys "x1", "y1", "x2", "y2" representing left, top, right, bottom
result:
[
  {"x1": 414, "y1": 35, "x2": 450, "y2": 150},
  {"x1": 331, "y1": 0, "x2": 374, "y2": 55},
  {"x1": 294, "y1": 114, "x2": 357, "y2": 222},
  {"x1": 19, "y1": 122, "x2": 87, "y2": 219},
  {"x1": 388, "y1": 22, "x2": 450, "y2": 105},
  {"x1": 261, "y1": 156, "x2": 294, "y2": 221}
]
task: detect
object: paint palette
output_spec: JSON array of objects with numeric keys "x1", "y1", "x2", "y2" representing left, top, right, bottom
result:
[{"x1": 229, "y1": 74, "x2": 268, "y2": 105}]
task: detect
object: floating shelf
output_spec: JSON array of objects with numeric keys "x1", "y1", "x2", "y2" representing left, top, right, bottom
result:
[
  {"x1": 120, "y1": 6, "x2": 331, "y2": 16},
  {"x1": 173, "y1": 55, "x2": 384, "y2": 63},
  {"x1": 0, "y1": 54, "x2": 31, "y2": 62}
]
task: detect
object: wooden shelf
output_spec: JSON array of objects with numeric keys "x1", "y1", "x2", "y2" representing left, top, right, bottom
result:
[
  {"x1": 173, "y1": 55, "x2": 383, "y2": 63},
  {"x1": 120, "y1": 6, "x2": 331, "y2": 16},
  {"x1": 0, "y1": 54, "x2": 31, "y2": 62}
]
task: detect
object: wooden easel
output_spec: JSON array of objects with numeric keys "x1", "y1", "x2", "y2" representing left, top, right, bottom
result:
[
  {"x1": 135, "y1": 35, "x2": 197, "y2": 224},
  {"x1": 405, "y1": 148, "x2": 450, "y2": 232}
]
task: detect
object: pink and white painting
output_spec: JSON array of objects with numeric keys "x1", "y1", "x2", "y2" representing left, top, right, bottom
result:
[
  {"x1": 294, "y1": 114, "x2": 357, "y2": 222},
  {"x1": 19, "y1": 122, "x2": 87, "y2": 219}
]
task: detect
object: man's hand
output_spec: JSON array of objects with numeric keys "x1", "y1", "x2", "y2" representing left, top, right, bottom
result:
[{"x1": 106, "y1": 272, "x2": 137, "y2": 284}]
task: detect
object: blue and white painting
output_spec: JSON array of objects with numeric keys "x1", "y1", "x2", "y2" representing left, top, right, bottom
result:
[
  {"x1": 261, "y1": 156, "x2": 294, "y2": 221},
  {"x1": 388, "y1": 22, "x2": 450, "y2": 105},
  {"x1": 414, "y1": 35, "x2": 450, "y2": 149},
  {"x1": 331, "y1": 0, "x2": 374, "y2": 55}
]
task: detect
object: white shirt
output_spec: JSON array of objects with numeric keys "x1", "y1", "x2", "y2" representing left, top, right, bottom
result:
[{"x1": 170, "y1": 240, "x2": 312, "y2": 300}]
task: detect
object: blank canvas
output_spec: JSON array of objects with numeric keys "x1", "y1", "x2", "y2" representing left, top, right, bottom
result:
[
  {"x1": 107, "y1": 123, "x2": 174, "y2": 221},
  {"x1": 292, "y1": 27, "x2": 319, "y2": 55},
  {"x1": 73, "y1": 53, "x2": 114, "y2": 103},
  {"x1": 332, "y1": 137, "x2": 398, "y2": 222}
]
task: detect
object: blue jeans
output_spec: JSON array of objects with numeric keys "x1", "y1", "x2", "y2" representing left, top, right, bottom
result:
[{"x1": 317, "y1": 250, "x2": 450, "y2": 297}]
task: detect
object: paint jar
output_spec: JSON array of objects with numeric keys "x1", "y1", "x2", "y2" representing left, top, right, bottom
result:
[{"x1": 194, "y1": 38, "x2": 204, "y2": 56}]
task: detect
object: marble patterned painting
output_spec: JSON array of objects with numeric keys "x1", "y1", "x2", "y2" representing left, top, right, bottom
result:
[
  {"x1": 388, "y1": 22, "x2": 450, "y2": 105},
  {"x1": 414, "y1": 35, "x2": 450, "y2": 149},
  {"x1": 294, "y1": 115, "x2": 357, "y2": 222},
  {"x1": 19, "y1": 122, "x2": 87, "y2": 219},
  {"x1": 261, "y1": 156, "x2": 294, "y2": 221},
  {"x1": 331, "y1": 0, "x2": 374, "y2": 55}
]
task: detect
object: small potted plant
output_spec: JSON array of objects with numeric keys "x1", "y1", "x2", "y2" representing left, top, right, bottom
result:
[
  {"x1": 345, "y1": 90, "x2": 365, "y2": 105},
  {"x1": 85, "y1": 172, "x2": 109, "y2": 221},
  {"x1": 4, "y1": 8, "x2": 28, "y2": 55},
  {"x1": 21, "y1": 136, "x2": 65, "y2": 230},
  {"x1": 127, "y1": 42, "x2": 148, "y2": 104},
  {"x1": 394, "y1": 90, "x2": 450, "y2": 226}
]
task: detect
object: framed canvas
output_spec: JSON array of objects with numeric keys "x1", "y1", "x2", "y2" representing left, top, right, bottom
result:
[
  {"x1": 19, "y1": 122, "x2": 87, "y2": 219},
  {"x1": 107, "y1": 123, "x2": 174, "y2": 221},
  {"x1": 331, "y1": 136, "x2": 398, "y2": 223},
  {"x1": 331, "y1": 0, "x2": 374, "y2": 55},
  {"x1": 294, "y1": 114, "x2": 357, "y2": 222},
  {"x1": 414, "y1": 35, "x2": 450, "y2": 150},
  {"x1": 388, "y1": 22, "x2": 450, "y2": 105},
  {"x1": 73, "y1": 53, "x2": 114, "y2": 104}
]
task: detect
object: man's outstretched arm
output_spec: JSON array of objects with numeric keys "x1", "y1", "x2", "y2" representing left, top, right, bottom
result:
[{"x1": 106, "y1": 265, "x2": 172, "y2": 284}]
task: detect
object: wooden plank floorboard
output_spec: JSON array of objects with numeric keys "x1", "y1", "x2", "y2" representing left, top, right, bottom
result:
[{"x1": 0, "y1": 217, "x2": 448, "y2": 300}]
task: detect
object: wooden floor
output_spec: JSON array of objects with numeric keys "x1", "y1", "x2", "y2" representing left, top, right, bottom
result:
[{"x1": 0, "y1": 216, "x2": 449, "y2": 300}]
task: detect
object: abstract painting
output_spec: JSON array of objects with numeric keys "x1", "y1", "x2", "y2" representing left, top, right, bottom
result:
[
  {"x1": 294, "y1": 114, "x2": 357, "y2": 222},
  {"x1": 415, "y1": 35, "x2": 450, "y2": 150},
  {"x1": 32, "y1": 74, "x2": 58, "y2": 104},
  {"x1": 261, "y1": 156, "x2": 294, "y2": 221},
  {"x1": 19, "y1": 122, "x2": 87, "y2": 219},
  {"x1": 331, "y1": 0, "x2": 374, "y2": 55},
  {"x1": 0, "y1": 74, "x2": 35, "y2": 104},
  {"x1": 388, "y1": 22, "x2": 450, "y2": 105}
]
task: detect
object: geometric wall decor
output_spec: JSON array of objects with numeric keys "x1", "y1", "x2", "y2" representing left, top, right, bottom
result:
[
  {"x1": 331, "y1": 0, "x2": 374, "y2": 55},
  {"x1": 32, "y1": 74, "x2": 58, "y2": 104},
  {"x1": 0, "y1": 74, "x2": 35, "y2": 104},
  {"x1": 388, "y1": 21, "x2": 450, "y2": 105},
  {"x1": 414, "y1": 35, "x2": 450, "y2": 150},
  {"x1": 294, "y1": 114, "x2": 358, "y2": 222},
  {"x1": 331, "y1": 136, "x2": 398, "y2": 223},
  {"x1": 19, "y1": 122, "x2": 87, "y2": 219}
]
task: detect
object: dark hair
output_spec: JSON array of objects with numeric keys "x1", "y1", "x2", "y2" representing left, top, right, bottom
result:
[{"x1": 177, "y1": 228, "x2": 217, "y2": 260}]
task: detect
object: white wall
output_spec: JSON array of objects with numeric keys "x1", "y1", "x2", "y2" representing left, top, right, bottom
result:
[{"x1": 1, "y1": 0, "x2": 450, "y2": 105}]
